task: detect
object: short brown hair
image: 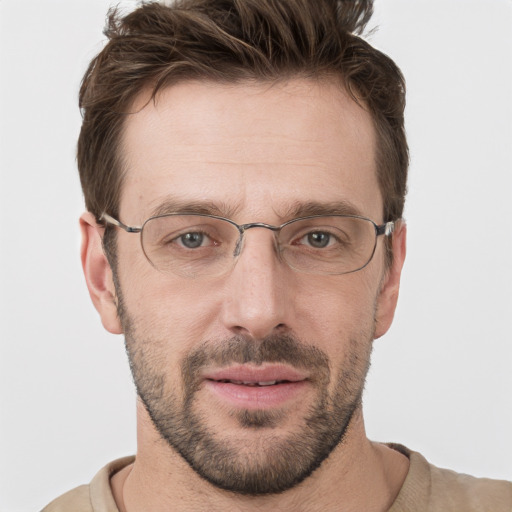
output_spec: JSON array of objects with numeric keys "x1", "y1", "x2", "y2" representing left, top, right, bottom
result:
[{"x1": 78, "y1": 0, "x2": 407, "y2": 246}]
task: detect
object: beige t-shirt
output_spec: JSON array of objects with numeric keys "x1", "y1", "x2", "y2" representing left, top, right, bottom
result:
[{"x1": 41, "y1": 445, "x2": 512, "y2": 511}]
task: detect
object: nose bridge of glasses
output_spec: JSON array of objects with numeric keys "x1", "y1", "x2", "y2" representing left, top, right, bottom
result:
[{"x1": 233, "y1": 222, "x2": 281, "y2": 258}]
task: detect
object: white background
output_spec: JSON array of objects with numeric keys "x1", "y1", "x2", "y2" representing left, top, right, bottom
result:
[{"x1": 1, "y1": 1, "x2": 511, "y2": 510}]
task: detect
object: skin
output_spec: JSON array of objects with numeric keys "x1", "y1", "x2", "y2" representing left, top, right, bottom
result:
[{"x1": 81, "y1": 79, "x2": 408, "y2": 511}]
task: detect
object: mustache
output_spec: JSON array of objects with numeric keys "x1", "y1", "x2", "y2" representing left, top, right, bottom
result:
[{"x1": 182, "y1": 334, "x2": 331, "y2": 390}]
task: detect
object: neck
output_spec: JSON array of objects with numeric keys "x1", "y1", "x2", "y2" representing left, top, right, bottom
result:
[{"x1": 112, "y1": 403, "x2": 409, "y2": 512}]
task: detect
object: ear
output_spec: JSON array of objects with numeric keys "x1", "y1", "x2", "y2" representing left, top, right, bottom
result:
[
  {"x1": 80, "y1": 212, "x2": 123, "y2": 334},
  {"x1": 374, "y1": 221, "x2": 407, "y2": 339}
]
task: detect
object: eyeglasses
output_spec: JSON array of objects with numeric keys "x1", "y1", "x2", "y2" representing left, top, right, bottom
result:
[{"x1": 101, "y1": 212, "x2": 395, "y2": 278}]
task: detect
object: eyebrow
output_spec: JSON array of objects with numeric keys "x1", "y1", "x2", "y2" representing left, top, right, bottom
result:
[
  {"x1": 147, "y1": 196, "x2": 363, "y2": 222},
  {"x1": 279, "y1": 200, "x2": 363, "y2": 219},
  {"x1": 149, "y1": 197, "x2": 240, "y2": 219}
]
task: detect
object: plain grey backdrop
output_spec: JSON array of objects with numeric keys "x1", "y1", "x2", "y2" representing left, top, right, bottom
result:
[{"x1": 1, "y1": 0, "x2": 511, "y2": 510}]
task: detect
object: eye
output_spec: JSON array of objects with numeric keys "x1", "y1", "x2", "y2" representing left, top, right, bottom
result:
[
  {"x1": 176, "y1": 231, "x2": 211, "y2": 249},
  {"x1": 300, "y1": 231, "x2": 335, "y2": 249}
]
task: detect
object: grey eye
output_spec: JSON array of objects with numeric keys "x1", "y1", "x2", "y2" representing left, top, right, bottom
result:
[
  {"x1": 306, "y1": 232, "x2": 331, "y2": 248},
  {"x1": 179, "y1": 232, "x2": 205, "y2": 248}
]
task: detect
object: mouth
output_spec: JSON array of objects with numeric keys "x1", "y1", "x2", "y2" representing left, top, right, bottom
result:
[
  {"x1": 202, "y1": 365, "x2": 309, "y2": 409},
  {"x1": 203, "y1": 364, "x2": 308, "y2": 386},
  {"x1": 209, "y1": 379, "x2": 293, "y2": 387}
]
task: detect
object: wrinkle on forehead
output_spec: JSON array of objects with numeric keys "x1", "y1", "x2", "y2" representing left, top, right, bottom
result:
[{"x1": 123, "y1": 78, "x2": 374, "y2": 157}]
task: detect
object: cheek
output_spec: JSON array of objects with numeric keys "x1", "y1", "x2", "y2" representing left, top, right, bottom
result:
[
  {"x1": 118, "y1": 254, "x2": 224, "y2": 354},
  {"x1": 294, "y1": 271, "x2": 379, "y2": 325},
  {"x1": 292, "y1": 272, "x2": 379, "y2": 359}
]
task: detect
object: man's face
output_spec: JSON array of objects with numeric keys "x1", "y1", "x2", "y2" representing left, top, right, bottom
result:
[{"x1": 102, "y1": 79, "x2": 401, "y2": 494}]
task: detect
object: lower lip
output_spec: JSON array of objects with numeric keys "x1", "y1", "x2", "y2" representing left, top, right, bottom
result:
[{"x1": 204, "y1": 380, "x2": 308, "y2": 410}]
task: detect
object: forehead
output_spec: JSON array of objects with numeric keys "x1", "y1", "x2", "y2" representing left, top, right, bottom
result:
[{"x1": 119, "y1": 79, "x2": 381, "y2": 223}]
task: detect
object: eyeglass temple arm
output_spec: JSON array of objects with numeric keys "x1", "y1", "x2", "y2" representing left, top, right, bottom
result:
[
  {"x1": 376, "y1": 221, "x2": 395, "y2": 237},
  {"x1": 100, "y1": 213, "x2": 142, "y2": 233}
]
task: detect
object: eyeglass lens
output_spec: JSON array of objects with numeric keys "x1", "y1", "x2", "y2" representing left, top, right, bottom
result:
[{"x1": 140, "y1": 215, "x2": 378, "y2": 277}]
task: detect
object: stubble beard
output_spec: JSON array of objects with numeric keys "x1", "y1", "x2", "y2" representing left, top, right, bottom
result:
[{"x1": 120, "y1": 306, "x2": 374, "y2": 496}]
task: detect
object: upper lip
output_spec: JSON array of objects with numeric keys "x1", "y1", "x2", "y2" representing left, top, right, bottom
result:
[{"x1": 202, "y1": 364, "x2": 309, "y2": 384}]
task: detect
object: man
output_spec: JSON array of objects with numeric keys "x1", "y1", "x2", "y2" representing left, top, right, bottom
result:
[{"x1": 42, "y1": 0, "x2": 511, "y2": 510}]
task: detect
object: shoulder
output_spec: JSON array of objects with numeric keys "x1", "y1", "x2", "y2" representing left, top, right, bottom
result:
[
  {"x1": 40, "y1": 485, "x2": 92, "y2": 512},
  {"x1": 40, "y1": 456, "x2": 134, "y2": 512},
  {"x1": 428, "y1": 461, "x2": 512, "y2": 511},
  {"x1": 389, "y1": 444, "x2": 512, "y2": 512}
]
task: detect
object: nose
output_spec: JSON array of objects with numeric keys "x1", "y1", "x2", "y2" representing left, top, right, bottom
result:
[{"x1": 220, "y1": 228, "x2": 294, "y2": 340}]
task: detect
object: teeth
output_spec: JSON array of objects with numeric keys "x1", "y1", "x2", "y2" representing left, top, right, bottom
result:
[
  {"x1": 223, "y1": 380, "x2": 278, "y2": 386},
  {"x1": 258, "y1": 381, "x2": 277, "y2": 386}
]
